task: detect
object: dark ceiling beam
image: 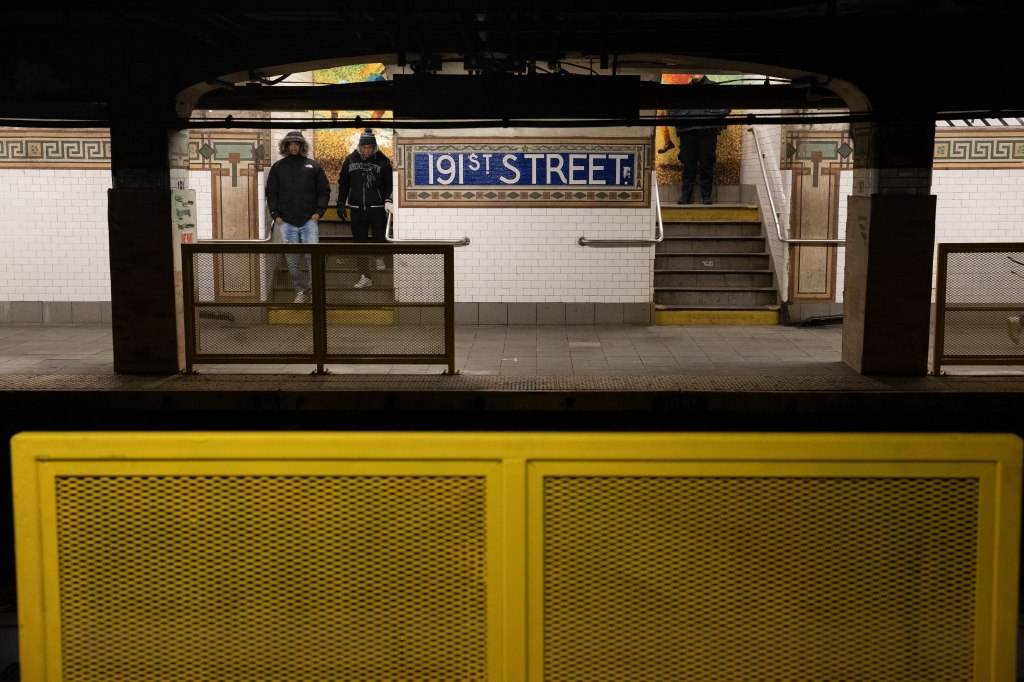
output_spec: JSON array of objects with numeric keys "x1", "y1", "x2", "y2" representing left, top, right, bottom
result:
[{"x1": 195, "y1": 77, "x2": 847, "y2": 114}]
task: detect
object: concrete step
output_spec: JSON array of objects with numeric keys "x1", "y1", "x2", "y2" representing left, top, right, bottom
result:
[
  {"x1": 662, "y1": 221, "x2": 763, "y2": 237},
  {"x1": 654, "y1": 270, "x2": 774, "y2": 288},
  {"x1": 655, "y1": 253, "x2": 770, "y2": 270},
  {"x1": 654, "y1": 287, "x2": 778, "y2": 307},
  {"x1": 658, "y1": 236, "x2": 766, "y2": 254}
]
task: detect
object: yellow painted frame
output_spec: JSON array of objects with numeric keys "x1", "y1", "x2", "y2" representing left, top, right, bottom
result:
[{"x1": 12, "y1": 432, "x2": 1022, "y2": 681}]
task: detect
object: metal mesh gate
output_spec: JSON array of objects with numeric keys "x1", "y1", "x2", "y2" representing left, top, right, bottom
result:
[
  {"x1": 54, "y1": 475, "x2": 488, "y2": 681},
  {"x1": 543, "y1": 476, "x2": 979, "y2": 681},
  {"x1": 934, "y1": 243, "x2": 1024, "y2": 373},
  {"x1": 183, "y1": 243, "x2": 455, "y2": 373},
  {"x1": 12, "y1": 432, "x2": 1022, "y2": 681}
]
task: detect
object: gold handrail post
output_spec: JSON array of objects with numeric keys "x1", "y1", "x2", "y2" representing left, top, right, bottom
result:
[
  {"x1": 182, "y1": 244, "x2": 197, "y2": 374},
  {"x1": 444, "y1": 244, "x2": 456, "y2": 375},
  {"x1": 933, "y1": 243, "x2": 949, "y2": 375},
  {"x1": 312, "y1": 245, "x2": 328, "y2": 375}
]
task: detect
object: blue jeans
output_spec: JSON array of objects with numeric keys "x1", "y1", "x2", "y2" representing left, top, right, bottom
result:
[{"x1": 280, "y1": 219, "x2": 319, "y2": 292}]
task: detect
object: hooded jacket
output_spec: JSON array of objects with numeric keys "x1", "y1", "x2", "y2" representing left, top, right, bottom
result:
[
  {"x1": 265, "y1": 154, "x2": 330, "y2": 226},
  {"x1": 337, "y1": 148, "x2": 393, "y2": 210}
]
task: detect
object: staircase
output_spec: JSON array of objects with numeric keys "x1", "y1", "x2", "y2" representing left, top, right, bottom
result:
[
  {"x1": 654, "y1": 204, "x2": 780, "y2": 325},
  {"x1": 268, "y1": 214, "x2": 397, "y2": 324}
]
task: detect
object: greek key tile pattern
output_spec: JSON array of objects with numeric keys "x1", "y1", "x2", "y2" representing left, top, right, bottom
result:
[
  {"x1": 934, "y1": 130, "x2": 1024, "y2": 168},
  {"x1": 0, "y1": 130, "x2": 271, "y2": 170},
  {"x1": 0, "y1": 130, "x2": 110, "y2": 168}
]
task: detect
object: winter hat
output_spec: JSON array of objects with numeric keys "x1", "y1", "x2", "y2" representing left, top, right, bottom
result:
[
  {"x1": 279, "y1": 130, "x2": 308, "y2": 155},
  {"x1": 358, "y1": 129, "x2": 377, "y2": 147}
]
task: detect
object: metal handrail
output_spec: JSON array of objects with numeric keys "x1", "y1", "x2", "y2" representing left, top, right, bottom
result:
[
  {"x1": 932, "y1": 242, "x2": 1024, "y2": 374},
  {"x1": 181, "y1": 242, "x2": 457, "y2": 375},
  {"x1": 747, "y1": 126, "x2": 845, "y2": 246},
  {"x1": 384, "y1": 210, "x2": 470, "y2": 247},
  {"x1": 578, "y1": 170, "x2": 664, "y2": 246}
]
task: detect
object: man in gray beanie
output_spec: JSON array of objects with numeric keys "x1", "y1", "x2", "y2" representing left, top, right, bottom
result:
[
  {"x1": 337, "y1": 128, "x2": 393, "y2": 289},
  {"x1": 265, "y1": 130, "x2": 330, "y2": 303}
]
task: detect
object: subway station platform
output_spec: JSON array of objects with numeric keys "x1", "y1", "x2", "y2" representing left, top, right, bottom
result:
[{"x1": 0, "y1": 322, "x2": 1021, "y2": 433}]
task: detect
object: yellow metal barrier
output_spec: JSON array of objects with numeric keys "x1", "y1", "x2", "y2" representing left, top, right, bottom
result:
[{"x1": 12, "y1": 432, "x2": 1022, "y2": 680}]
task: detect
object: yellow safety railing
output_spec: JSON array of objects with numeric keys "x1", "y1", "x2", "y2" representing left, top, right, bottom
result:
[{"x1": 12, "y1": 431, "x2": 1021, "y2": 681}]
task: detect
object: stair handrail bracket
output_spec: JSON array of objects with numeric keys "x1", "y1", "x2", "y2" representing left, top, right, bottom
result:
[
  {"x1": 579, "y1": 170, "x2": 664, "y2": 247},
  {"x1": 747, "y1": 127, "x2": 844, "y2": 247},
  {"x1": 384, "y1": 210, "x2": 470, "y2": 246}
]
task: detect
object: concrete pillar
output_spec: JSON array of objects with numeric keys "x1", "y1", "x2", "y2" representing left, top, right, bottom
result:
[
  {"x1": 842, "y1": 120, "x2": 936, "y2": 375},
  {"x1": 107, "y1": 121, "x2": 178, "y2": 374}
]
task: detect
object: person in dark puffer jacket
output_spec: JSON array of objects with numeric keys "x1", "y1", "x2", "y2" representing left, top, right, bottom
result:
[
  {"x1": 665, "y1": 75, "x2": 731, "y2": 205},
  {"x1": 337, "y1": 129, "x2": 393, "y2": 289},
  {"x1": 265, "y1": 130, "x2": 330, "y2": 303}
]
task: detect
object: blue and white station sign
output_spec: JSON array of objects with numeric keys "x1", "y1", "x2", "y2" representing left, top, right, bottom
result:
[
  {"x1": 400, "y1": 139, "x2": 650, "y2": 207},
  {"x1": 413, "y1": 151, "x2": 636, "y2": 186}
]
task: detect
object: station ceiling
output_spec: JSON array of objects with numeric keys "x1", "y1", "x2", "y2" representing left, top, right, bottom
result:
[{"x1": 2, "y1": 6, "x2": 1022, "y2": 126}]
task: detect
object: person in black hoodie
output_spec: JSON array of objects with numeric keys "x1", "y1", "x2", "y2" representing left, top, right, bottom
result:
[
  {"x1": 664, "y1": 75, "x2": 731, "y2": 205},
  {"x1": 337, "y1": 129, "x2": 393, "y2": 289},
  {"x1": 265, "y1": 130, "x2": 330, "y2": 303}
]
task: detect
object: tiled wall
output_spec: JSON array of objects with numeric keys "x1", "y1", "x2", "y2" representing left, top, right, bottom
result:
[
  {"x1": 395, "y1": 206, "x2": 655, "y2": 304},
  {"x1": 191, "y1": 171, "x2": 214, "y2": 239},
  {"x1": 0, "y1": 169, "x2": 112, "y2": 303},
  {"x1": 394, "y1": 204, "x2": 656, "y2": 324},
  {"x1": 932, "y1": 168, "x2": 1024, "y2": 244},
  {"x1": 3, "y1": 126, "x2": 1024, "y2": 325}
]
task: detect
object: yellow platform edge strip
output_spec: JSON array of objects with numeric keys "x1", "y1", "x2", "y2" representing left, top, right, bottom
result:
[
  {"x1": 660, "y1": 206, "x2": 759, "y2": 222},
  {"x1": 656, "y1": 309, "x2": 780, "y2": 325},
  {"x1": 267, "y1": 309, "x2": 395, "y2": 325}
]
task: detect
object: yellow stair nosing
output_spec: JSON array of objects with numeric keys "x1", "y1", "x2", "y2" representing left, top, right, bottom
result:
[{"x1": 655, "y1": 309, "x2": 780, "y2": 326}]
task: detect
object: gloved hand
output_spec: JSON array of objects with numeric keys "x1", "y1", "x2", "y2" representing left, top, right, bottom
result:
[{"x1": 384, "y1": 200, "x2": 394, "y2": 214}]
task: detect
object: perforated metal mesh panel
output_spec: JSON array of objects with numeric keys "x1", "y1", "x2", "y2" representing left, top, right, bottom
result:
[
  {"x1": 191, "y1": 251, "x2": 313, "y2": 359},
  {"x1": 185, "y1": 247, "x2": 453, "y2": 366},
  {"x1": 543, "y1": 476, "x2": 980, "y2": 681},
  {"x1": 54, "y1": 475, "x2": 488, "y2": 681},
  {"x1": 326, "y1": 252, "x2": 446, "y2": 357},
  {"x1": 196, "y1": 308, "x2": 315, "y2": 356},
  {"x1": 941, "y1": 249, "x2": 1024, "y2": 360},
  {"x1": 14, "y1": 433, "x2": 1021, "y2": 681}
]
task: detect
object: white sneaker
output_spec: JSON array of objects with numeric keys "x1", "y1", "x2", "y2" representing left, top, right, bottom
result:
[
  {"x1": 375, "y1": 257, "x2": 386, "y2": 271},
  {"x1": 293, "y1": 291, "x2": 306, "y2": 304},
  {"x1": 354, "y1": 275, "x2": 373, "y2": 289}
]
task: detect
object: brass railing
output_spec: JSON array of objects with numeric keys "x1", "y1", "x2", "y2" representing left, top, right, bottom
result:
[
  {"x1": 182, "y1": 243, "x2": 456, "y2": 374},
  {"x1": 933, "y1": 242, "x2": 1024, "y2": 373}
]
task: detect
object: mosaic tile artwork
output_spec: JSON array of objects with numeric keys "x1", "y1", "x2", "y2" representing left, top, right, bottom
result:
[
  {"x1": 0, "y1": 130, "x2": 110, "y2": 168},
  {"x1": 655, "y1": 74, "x2": 740, "y2": 189},
  {"x1": 780, "y1": 130, "x2": 855, "y2": 174},
  {"x1": 780, "y1": 129, "x2": 851, "y2": 301},
  {"x1": 312, "y1": 64, "x2": 394, "y2": 182},
  {"x1": 396, "y1": 138, "x2": 650, "y2": 207},
  {"x1": 1, "y1": 126, "x2": 1022, "y2": 176},
  {"x1": 934, "y1": 130, "x2": 1024, "y2": 168}
]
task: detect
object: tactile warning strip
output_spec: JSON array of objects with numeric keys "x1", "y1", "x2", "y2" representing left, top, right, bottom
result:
[{"x1": 4, "y1": 372, "x2": 1019, "y2": 393}]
